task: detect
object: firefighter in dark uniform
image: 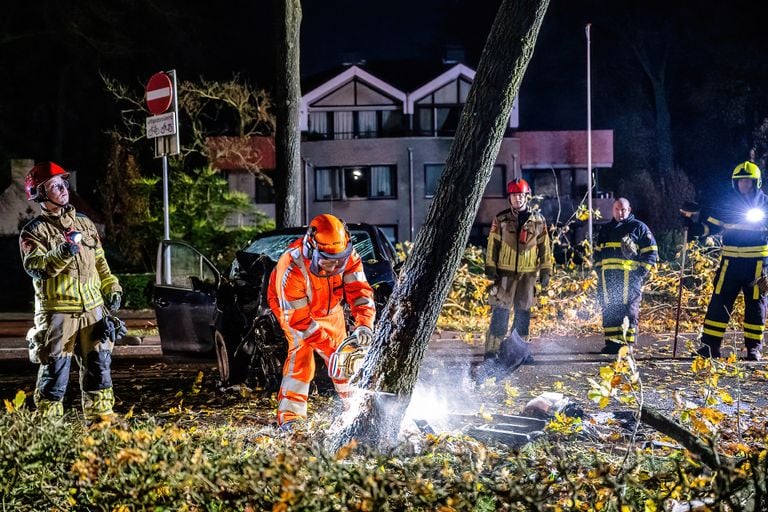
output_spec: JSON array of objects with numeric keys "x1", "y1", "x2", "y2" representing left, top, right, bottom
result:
[
  {"x1": 594, "y1": 197, "x2": 658, "y2": 354},
  {"x1": 682, "y1": 161, "x2": 768, "y2": 360},
  {"x1": 484, "y1": 178, "x2": 552, "y2": 357}
]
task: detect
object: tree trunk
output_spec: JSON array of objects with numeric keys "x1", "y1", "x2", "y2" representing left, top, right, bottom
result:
[
  {"x1": 274, "y1": 0, "x2": 303, "y2": 228},
  {"x1": 327, "y1": 0, "x2": 550, "y2": 452}
]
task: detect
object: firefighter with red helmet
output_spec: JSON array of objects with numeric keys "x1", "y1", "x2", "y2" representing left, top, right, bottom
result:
[
  {"x1": 594, "y1": 197, "x2": 658, "y2": 354},
  {"x1": 484, "y1": 178, "x2": 552, "y2": 357},
  {"x1": 682, "y1": 161, "x2": 768, "y2": 360},
  {"x1": 19, "y1": 162, "x2": 122, "y2": 422},
  {"x1": 267, "y1": 214, "x2": 376, "y2": 429}
]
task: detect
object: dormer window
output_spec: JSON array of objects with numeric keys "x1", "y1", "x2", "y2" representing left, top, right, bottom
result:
[{"x1": 413, "y1": 77, "x2": 472, "y2": 136}]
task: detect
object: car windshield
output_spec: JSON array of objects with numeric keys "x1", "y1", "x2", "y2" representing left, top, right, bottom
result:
[{"x1": 244, "y1": 230, "x2": 377, "y2": 261}]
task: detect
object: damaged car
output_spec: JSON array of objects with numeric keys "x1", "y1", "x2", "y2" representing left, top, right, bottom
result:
[{"x1": 152, "y1": 224, "x2": 401, "y2": 389}]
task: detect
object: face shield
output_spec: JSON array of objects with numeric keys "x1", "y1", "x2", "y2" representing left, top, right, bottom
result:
[{"x1": 308, "y1": 240, "x2": 353, "y2": 277}]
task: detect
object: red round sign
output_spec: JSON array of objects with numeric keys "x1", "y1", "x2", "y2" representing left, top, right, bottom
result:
[{"x1": 145, "y1": 72, "x2": 173, "y2": 115}]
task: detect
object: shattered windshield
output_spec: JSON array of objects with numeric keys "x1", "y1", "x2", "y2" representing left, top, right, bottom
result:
[{"x1": 244, "y1": 230, "x2": 376, "y2": 261}]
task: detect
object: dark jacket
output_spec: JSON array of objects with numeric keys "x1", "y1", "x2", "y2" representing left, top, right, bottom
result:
[
  {"x1": 693, "y1": 189, "x2": 768, "y2": 262},
  {"x1": 594, "y1": 214, "x2": 658, "y2": 278}
]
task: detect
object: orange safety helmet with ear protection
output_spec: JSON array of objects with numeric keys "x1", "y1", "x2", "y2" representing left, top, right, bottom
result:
[
  {"x1": 303, "y1": 214, "x2": 353, "y2": 276},
  {"x1": 25, "y1": 162, "x2": 70, "y2": 201}
]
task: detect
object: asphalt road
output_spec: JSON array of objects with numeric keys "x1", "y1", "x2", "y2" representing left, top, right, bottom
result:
[{"x1": 2, "y1": 327, "x2": 766, "y2": 422}]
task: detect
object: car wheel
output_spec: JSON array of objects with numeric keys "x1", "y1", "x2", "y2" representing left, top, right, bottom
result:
[
  {"x1": 214, "y1": 329, "x2": 231, "y2": 385},
  {"x1": 214, "y1": 329, "x2": 250, "y2": 386}
]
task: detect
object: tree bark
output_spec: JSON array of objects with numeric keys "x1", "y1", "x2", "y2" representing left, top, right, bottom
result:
[
  {"x1": 327, "y1": 0, "x2": 550, "y2": 452},
  {"x1": 274, "y1": 0, "x2": 303, "y2": 228}
]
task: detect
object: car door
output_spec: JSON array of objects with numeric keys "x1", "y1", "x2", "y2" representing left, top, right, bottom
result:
[{"x1": 153, "y1": 240, "x2": 220, "y2": 355}]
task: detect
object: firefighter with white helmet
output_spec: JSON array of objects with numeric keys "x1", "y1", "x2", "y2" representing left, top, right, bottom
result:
[
  {"x1": 682, "y1": 160, "x2": 768, "y2": 360},
  {"x1": 267, "y1": 214, "x2": 376, "y2": 429},
  {"x1": 19, "y1": 162, "x2": 122, "y2": 422},
  {"x1": 484, "y1": 178, "x2": 552, "y2": 358}
]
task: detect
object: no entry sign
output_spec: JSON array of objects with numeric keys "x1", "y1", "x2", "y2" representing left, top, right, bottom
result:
[{"x1": 145, "y1": 72, "x2": 173, "y2": 115}]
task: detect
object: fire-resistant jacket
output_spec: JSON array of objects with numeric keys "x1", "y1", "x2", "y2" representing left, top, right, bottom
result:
[
  {"x1": 594, "y1": 214, "x2": 658, "y2": 276},
  {"x1": 692, "y1": 189, "x2": 768, "y2": 263},
  {"x1": 19, "y1": 205, "x2": 121, "y2": 313},
  {"x1": 267, "y1": 239, "x2": 375, "y2": 347},
  {"x1": 485, "y1": 208, "x2": 552, "y2": 278}
]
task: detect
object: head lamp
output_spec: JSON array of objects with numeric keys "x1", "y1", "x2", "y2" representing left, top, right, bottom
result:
[{"x1": 746, "y1": 208, "x2": 765, "y2": 223}]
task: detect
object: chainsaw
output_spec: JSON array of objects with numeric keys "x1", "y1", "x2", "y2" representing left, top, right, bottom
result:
[{"x1": 329, "y1": 335, "x2": 369, "y2": 380}]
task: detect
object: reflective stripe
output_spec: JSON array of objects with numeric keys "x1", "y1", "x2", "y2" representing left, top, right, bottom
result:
[
  {"x1": 744, "y1": 321, "x2": 764, "y2": 331},
  {"x1": 343, "y1": 271, "x2": 366, "y2": 284},
  {"x1": 278, "y1": 398, "x2": 307, "y2": 416},
  {"x1": 721, "y1": 247, "x2": 768, "y2": 258},
  {"x1": 298, "y1": 320, "x2": 320, "y2": 339},
  {"x1": 286, "y1": 297, "x2": 308, "y2": 310},
  {"x1": 623, "y1": 269, "x2": 629, "y2": 304},
  {"x1": 744, "y1": 331, "x2": 763, "y2": 341},
  {"x1": 704, "y1": 318, "x2": 728, "y2": 329},
  {"x1": 639, "y1": 245, "x2": 658, "y2": 254},
  {"x1": 280, "y1": 376, "x2": 310, "y2": 395},
  {"x1": 707, "y1": 216, "x2": 723, "y2": 226},
  {"x1": 353, "y1": 296, "x2": 375, "y2": 307},
  {"x1": 715, "y1": 260, "x2": 729, "y2": 294},
  {"x1": 702, "y1": 328, "x2": 725, "y2": 338},
  {"x1": 754, "y1": 261, "x2": 763, "y2": 301}
]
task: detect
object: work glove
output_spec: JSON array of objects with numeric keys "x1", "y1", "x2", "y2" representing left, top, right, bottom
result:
[
  {"x1": 539, "y1": 269, "x2": 551, "y2": 291},
  {"x1": 756, "y1": 276, "x2": 768, "y2": 294},
  {"x1": 105, "y1": 292, "x2": 122, "y2": 313},
  {"x1": 620, "y1": 235, "x2": 639, "y2": 259},
  {"x1": 58, "y1": 241, "x2": 80, "y2": 258},
  {"x1": 100, "y1": 314, "x2": 127, "y2": 344},
  {"x1": 352, "y1": 325, "x2": 374, "y2": 346}
]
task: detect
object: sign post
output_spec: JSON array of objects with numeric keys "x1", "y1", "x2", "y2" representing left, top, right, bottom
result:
[{"x1": 146, "y1": 70, "x2": 180, "y2": 284}]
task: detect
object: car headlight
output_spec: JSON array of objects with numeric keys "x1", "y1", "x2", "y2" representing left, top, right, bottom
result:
[{"x1": 228, "y1": 258, "x2": 240, "y2": 280}]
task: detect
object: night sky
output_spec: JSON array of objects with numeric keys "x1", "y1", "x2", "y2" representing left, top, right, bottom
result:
[{"x1": 2, "y1": 0, "x2": 768, "y2": 208}]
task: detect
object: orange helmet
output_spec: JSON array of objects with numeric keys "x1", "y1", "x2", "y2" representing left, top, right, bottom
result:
[
  {"x1": 25, "y1": 162, "x2": 69, "y2": 201},
  {"x1": 303, "y1": 214, "x2": 353, "y2": 276},
  {"x1": 506, "y1": 178, "x2": 531, "y2": 195}
]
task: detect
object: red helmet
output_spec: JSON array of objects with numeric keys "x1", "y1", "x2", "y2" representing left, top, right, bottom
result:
[
  {"x1": 303, "y1": 214, "x2": 353, "y2": 276},
  {"x1": 25, "y1": 162, "x2": 69, "y2": 201},
  {"x1": 506, "y1": 178, "x2": 531, "y2": 195}
]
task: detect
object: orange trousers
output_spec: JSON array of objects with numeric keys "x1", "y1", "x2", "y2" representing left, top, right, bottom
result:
[{"x1": 276, "y1": 307, "x2": 351, "y2": 425}]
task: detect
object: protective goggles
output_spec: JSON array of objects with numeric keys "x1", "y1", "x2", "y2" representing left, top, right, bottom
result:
[{"x1": 309, "y1": 242, "x2": 353, "y2": 276}]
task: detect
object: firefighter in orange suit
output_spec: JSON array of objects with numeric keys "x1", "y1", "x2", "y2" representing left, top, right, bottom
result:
[
  {"x1": 267, "y1": 214, "x2": 376, "y2": 429},
  {"x1": 484, "y1": 178, "x2": 552, "y2": 357}
]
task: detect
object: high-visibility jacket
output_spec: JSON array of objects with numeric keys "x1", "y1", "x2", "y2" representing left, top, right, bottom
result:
[
  {"x1": 19, "y1": 206, "x2": 121, "y2": 313},
  {"x1": 485, "y1": 208, "x2": 552, "y2": 277},
  {"x1": 267, "y1": 239, "x2": 375, "y2": 348}
]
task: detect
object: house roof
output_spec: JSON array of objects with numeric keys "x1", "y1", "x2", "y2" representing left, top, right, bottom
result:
[
  {"x1": 519, "y1": 130, "x2": 614, "y2": 169},
  {"x1": 206, "y1": 136, "x2": 276, "y2": 171}
]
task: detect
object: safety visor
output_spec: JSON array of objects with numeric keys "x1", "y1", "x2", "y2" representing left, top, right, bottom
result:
[{"x1": 309, "y1": 241, "x2": 353, "y2": 277}]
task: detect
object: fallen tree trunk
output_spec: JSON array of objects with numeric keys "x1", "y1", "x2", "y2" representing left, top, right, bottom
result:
[{"x1": 640, "y1": 405, "x2": 721, "y2": 469}]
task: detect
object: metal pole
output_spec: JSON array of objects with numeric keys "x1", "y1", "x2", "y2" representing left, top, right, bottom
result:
[
  {"x1": 162, "y1": 154, "x2": 171, "y2": 284},
  {"x1": 672, "y1": 228, "x2": 689, "y2": 358},
  {"x1": 586, "y1": 24, "x2": 593, "y2": 246}
]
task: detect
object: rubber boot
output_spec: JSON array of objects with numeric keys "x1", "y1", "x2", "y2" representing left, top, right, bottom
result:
[
  {"x1": 33, "y1": 389, "x2": 64, "y2": 418},
  {"x1": 82, "y1": 387, "x2": 115, "y2": 424}
]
